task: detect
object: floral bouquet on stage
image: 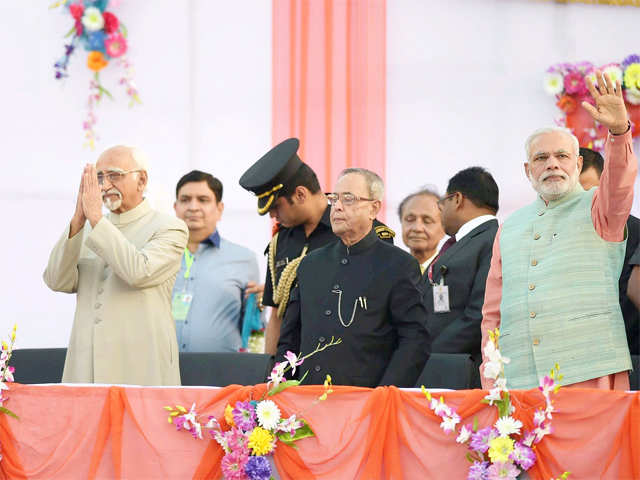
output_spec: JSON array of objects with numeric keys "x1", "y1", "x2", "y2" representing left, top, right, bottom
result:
[
  {"x1": 543, "y1": 54, "x2": 640, "y2": 150},
  {"x1": 422, "y1": 328, "x2": 569, "y2": 480},
  {"x1": 165, "y1": 337, "x2": 341, "y2": 480},
  {"x1": 0, "y1": 325, "x2": 18, "y2": 464},
  {"x1": 50, "y1": 0, "x2": 141, "y2": 148}
]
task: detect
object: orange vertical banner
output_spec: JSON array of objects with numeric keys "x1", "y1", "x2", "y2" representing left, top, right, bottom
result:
[{"x1": 272, "y1": 0, "x2": 386, "y2": 204}]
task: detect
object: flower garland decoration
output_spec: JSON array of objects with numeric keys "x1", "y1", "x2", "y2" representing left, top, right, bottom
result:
[
  {"x1": 0, "y1": 325, "x2": 19, "y2": 463},
  {"x1": 544, "y1": 54, "x2": 640, "y2": 150},
  {"x1": 51, "y1": 0, "x2": 141, "y2": 149},
  {"x1": 422, "y1": 329, "x2": 570, "y2": 480},
  {"x1": 165, "y1": 337, "x2": 342, "y2": 480}
]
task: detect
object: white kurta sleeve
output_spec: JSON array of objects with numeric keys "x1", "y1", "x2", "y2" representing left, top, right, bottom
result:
[
  {"x1": 85, "y1": 217, "x2": 188, "y2": 288},
  {"x1": 43, "y1": 223, "x2": 86, "y2": 293}
]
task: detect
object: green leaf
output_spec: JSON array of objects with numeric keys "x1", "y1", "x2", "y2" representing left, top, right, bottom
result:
[
  {"x1": 268, "y1": 379, "x2": 301, "y2": 396},
  {"x1": 120, "y1": 22, "x2": 128, "y2": 39},
  {"x1": 276, "y1": 420, "x2": 315, "y2": 444},
  {"x1": 465, "y1": 452, "x2": 475, "y2": 463},
  {"x1": 472, "y1": 417, "x2": 479, "y2": 432},
  {"x1": 0, "y1": 406, "x2": 19, "y2": 420},
  {"x1": 64, "y1": 25, "x2": 76, "y2": 38},
  {"x1": 98, "y1": 85, "x2": 114, "y2": 101}
]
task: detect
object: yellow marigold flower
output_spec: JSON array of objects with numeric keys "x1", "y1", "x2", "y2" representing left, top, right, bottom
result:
[
  {"x1": 488, "y1": 436, "x2": 515, "y2": 464},
  {"x1": 87, "y1": 51, "x2": 108, "y2": 72},
  {"x1": 624, "y1": 64, "x2": 640, "y2": 90},
  {"x1": 224, "y1": 404, "x2": 235, "y2": 427},
  {"x1": 248, "y1": 427, "x2": 274, "y2": 456}
]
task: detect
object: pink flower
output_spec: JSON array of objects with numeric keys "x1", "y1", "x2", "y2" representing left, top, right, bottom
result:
[
  {"x1": 220, "y1": 450, "x2": 250, "y2": 480},
  {"x1": 563, "y1": 71, "x2": 588, "y2": 96},
  {"x1": 75, "y1": 20, "x2": 83, "y2": 36},
  {"x1": 105, "y1": 33, "x2": 127, "y2": 58},
  {"x1": 102, "y1": 12, "x2": 119, "y2": 34},
  {"x1": 69, "y1": 3, "x2": 84, "y2": 21},
  {"x1": 284, "y1": 351, "x2": 303, "y2": 375},
  {"x1": 486, "y1": 461, "x2": 520, "y2": 480}
]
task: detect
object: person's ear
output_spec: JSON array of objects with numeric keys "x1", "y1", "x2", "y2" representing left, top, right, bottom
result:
[
  {"x1": 294, "y1": 186, "x2": 307, "y2": 203},
  {"x1": 138, "y1": 171, "x2": 148, "y2": 191},
  {"x1": 523, "y1": 162, "x2": 531, "y2": 180},
  {"x1": 370, "y1": 200, "x2": 381, "y2": 219}
]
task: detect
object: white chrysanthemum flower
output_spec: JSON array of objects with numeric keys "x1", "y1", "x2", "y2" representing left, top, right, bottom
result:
[
  {"x1": 495, "y1": 377, "x2": 507, "y2": 391},
  {"x1": 82, "y1": 7, "x2": 105, "y2": 32},
  {"x1": 603, "y1": 65, "x2": 623, "y2": 85},
  {"x1": 495, "y1": 416, "x2": 522, "y2": 437},
  {"x1": 256, "y1": 399, "x2": 281, "y2": 430},
  {"x1": 543, "y1": 72, "x2": 564, "y2": 95},
  {"x1": 626, "y1": 86, "x2": 640, "y2": 105}
]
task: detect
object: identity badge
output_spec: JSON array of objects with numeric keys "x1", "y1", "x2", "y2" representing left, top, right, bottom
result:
[
  {"x1": 433, "y1": 284, "x2": 450, "y2": 313},
  {"x1": 172, "y1": 292, "x2": 193, "y2": 321}
]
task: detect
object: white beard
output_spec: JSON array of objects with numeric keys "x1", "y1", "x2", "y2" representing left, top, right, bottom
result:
[
  {"x1": 528, "y1": 165, "x2": 580, "y2": 201},
  {"x1": 103, "y1": 188, "x2": 123, "y2": 211}
]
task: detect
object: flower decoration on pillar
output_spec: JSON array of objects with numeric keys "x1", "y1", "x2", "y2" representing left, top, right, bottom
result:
[
  {"x1": 544, "y1": 55, "x2": 640, "y2": 151},
  {"x1": 164, "y1": 337, "x2": 341, "y2": 480},
  {"x1": 422, "y1": 329, "x2": 570, "y2": 480},
  {"x1": 0, "y1": 325, "x2": 19, "y2": 463},
  {"x1": 51, "y1": 0, "x2": 141, "y2": 149}
]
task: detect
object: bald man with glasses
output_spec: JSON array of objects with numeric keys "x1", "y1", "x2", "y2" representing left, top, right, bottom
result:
[{"x1": 44, "y1": 145, "x2": 188, "y2": 386}]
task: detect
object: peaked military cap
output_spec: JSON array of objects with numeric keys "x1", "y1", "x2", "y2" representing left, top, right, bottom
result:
[{"x1": 239, "y1": 138, "x2": 303, "y2": 215}]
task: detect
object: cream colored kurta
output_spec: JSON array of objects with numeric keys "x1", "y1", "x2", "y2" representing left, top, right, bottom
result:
[{"x1": 44, "y1": 199, "x2": 188, "y2": 386}]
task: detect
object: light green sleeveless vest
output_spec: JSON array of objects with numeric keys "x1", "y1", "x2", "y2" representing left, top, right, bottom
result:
[{"x1": 499, "y1": 185, "x2": 631, "y2": 389}]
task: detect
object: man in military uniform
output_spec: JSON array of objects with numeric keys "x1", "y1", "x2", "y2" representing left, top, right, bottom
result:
[
  {"x1": 276, "y1": 168, "x2": 430, "y2": 387},
  {"x1": 239, "y1": 138, "x2": 394, "y2": 355}
]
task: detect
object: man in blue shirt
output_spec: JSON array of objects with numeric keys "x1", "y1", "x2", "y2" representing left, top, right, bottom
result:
[{"x1": 172, "y1": 170, "x2": 261, "y2": 352}]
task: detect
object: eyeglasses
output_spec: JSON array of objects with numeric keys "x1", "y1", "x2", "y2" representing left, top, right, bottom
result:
[
  {"x1": 326, "y1": 192, "x2": 376, "y2": 206},
  {"x1": 97, "y1": 169, "x2": 142, "y2": 186},
  {"x1": 437, "y1": 193, "x2": 457, "y2": 209}
]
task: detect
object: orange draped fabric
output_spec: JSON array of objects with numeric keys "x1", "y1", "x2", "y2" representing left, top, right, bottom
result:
[
  {"x1": 272, "y1": 0, "x2": 387, "y2": 202},
  {"x1": 0, "y1": 384, "x2": 639, "y2": 479}
]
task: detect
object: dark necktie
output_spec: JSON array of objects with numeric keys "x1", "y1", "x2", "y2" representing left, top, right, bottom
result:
[{"x1": 427, "y1": 235, "x2": 456, "y2": 282}]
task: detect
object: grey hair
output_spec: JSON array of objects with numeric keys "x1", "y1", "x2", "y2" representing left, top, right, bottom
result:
[
  {"x1": 339, "y1": 168, "x2": 385, "y2": 201},
  {"x1": 524, "y1": 127, "x2": 580, "y2": 160},
  {"x1": 397, "y1": 186, "x2": 440, "y2": 220}
]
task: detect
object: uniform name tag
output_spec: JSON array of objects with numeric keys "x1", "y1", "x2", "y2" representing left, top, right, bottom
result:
[
  {"x1": 433, "y1": 284, "x2": 450, "y2": 313},
  {"x1": 172, "y1": 292, "x2": 193, "y2": 321}
]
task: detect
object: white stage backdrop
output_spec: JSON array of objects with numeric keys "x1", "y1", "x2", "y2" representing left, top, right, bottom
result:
[{"x1": 1, "y1": 0, "x2": 638, "y2": 347}]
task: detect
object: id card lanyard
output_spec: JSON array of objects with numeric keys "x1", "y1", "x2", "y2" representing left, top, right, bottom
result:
[{"x1": 172, "y1": 248, "x2": 195, "y2": 321}]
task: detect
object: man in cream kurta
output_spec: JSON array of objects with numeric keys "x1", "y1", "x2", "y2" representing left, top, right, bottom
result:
[{"x1": 44, "y1": 146, "x2": 188, "y2": 385}]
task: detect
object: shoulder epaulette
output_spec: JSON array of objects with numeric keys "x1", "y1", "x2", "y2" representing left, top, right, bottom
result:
[{"x1": 375, "y1": 225, "x2": 395, "y2": 239}]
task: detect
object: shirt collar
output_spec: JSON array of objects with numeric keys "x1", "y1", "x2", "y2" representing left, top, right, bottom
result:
[
  {"x1": 202, "y1": 230, "x2": 221, "y2": 248},
  {"x1": 535, "y1": 183, "x2": 584, "y2": 212},
  {"x1": 456, "y1": 215, "x2": 497, "y2": 241},
  {"x1": 339, "y1": 227, "x2": 379, "y2": 255},
  {"x1": 319, "y1": 204, "x2": 332, "y2": 227},
  {"x1": 420, "y1": 236, "x2": 449, "y2": 269},
  {"x1": 108, "y1": 198, "x2": 151, "y2": 225}
]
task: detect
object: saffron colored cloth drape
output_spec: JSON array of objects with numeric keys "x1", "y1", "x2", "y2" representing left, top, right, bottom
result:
[
  {"x1": 0, "y1": 384, "x2": 639, "y2": 479},
  {"x1": 272, "y1": 0, "x2": 386, "y2": 199}
]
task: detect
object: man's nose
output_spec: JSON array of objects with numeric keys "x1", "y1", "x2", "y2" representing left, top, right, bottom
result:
[{"x1": 545, "y1": 156, "x2": 561, "y2": 169}]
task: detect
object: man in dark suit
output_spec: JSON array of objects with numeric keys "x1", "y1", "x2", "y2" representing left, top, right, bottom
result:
[
  {"x1": 277, "y1": 168, "x2": 430, "y2": 387},
  {"x1": 579, "y1": 147, "x2": 639, "y2": 355},
  {"x1": 424, "y1": 167, "x2": 499, "y2": 365},
  {"x1": 239, "y1": 138, "x2": 395, "y2": 354}
]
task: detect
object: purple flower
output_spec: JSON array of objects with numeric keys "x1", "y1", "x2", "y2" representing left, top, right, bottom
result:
[
  {"x1": 468, "y1": 460, "x2": 489, "y2": 480},
  {"x1": 622, "y1": 54, "x2": 640, "y2": 69},
  {"x1": 469, "y1": 427, "x2": 498, "y2": 453},
  {"x1": 486, "y1": 461, "x2": 520, "y2": 480},
  {"x1": 510, "y1": 441, "x2": 536, "y2": 470},
  {"x1": 232, "y1": 401, "x2": 257, "y2": 431},
  {"x1": 244, "y1": 455, "x2": 272, "y2": 480}
]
